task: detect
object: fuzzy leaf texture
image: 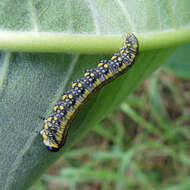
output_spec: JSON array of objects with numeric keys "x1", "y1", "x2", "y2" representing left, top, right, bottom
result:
[{"x1": 0, "y1": 1, "x2": 190, "y2": 190}]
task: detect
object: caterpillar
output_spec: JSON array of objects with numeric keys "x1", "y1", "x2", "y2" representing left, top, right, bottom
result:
[{"x1": 40, "y1": 33, "x2": 139, "y2": 152}]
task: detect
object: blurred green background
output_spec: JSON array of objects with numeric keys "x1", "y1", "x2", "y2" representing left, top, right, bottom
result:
[{"x1": 30, "y1": 44, "x2": 190, "y2": 190}]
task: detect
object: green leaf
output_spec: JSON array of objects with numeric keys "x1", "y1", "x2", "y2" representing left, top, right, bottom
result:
[
  {"x1": 162, "y1": 43, "x2": 190, "y2": 79},
  {"x1": 0, "y1": 1, "x2": 190, "y2": 190}
]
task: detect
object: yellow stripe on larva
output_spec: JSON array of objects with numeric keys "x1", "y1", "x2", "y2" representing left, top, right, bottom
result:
[
  {"x1": 131, "y1": 54, "x2": 135, "y2": 59},
  {"x1": 60, "y1": 105, "x2": 64, "y2": 110},
  {"x1": 47, "y1": 117, "x2": 52, "y2": 122},
  {"x1": 104, "y1": 64, "x2": 108, "y2": 68},
  {"x1": 56, "y1": 136, "x2": 62, "y2": 142},
  {"x1": 111, "y1": 55, "x2": 117, "y2": 60},
  {"x1": 133, "y1": 44, "x2": 138, "y2": 50},
  {"x1": 90, "y1": 73, "x2": 95, "y2": 77},
  {"x1": 95, "y1": 79, "x2": 101, "y2": 86},
  {"x1": 61, "y1": 121, "x2": 67, "y2": 128},
  {"x1": 84, "y1": 72, "x2": 89, "y2": 76},
  {"x1": 65, "y1": 111, "x2": 74, "y2": 120},
  {"x1": 118, "y1": 57, "x2": 122, "y2": 62},
  {"x1": 62, "y1": 95, "x2": 67, "y2": 100},
  {"x1": 74, "y1": 100, "x2": 82, "y2": 109},
  {"x1": 53, "y1": 105, "x2": 58, "y2": 111},
  {"x1": 78, "y1": 83, "x2": 82, "y2": 87},
  {"x1": 121, "y1": 64, "x2": 127, "y2": 70},
  {"x1": 42, "y1": 133, "x2": 48, "y2": 140},
  {"x1": 82, "y1": 90, "x2": 90, "y2": 98},
  {"x1": 98, "y1": 63, "x2": 103, "y2": 67},
  {"x1": 107, "y1": 72, "x2": 114, "y2": 78},
  {"x1": 57, "y1": 129, "x2": 63, "y2": 135},
  {"x1": 44, "y1": 124, "x2": 49, "y2": 129},
  {"x1": 50, "y1": 143, "x2": 59, "y2": 148},
  {"x1": 72, "y1": 83, "x2": 77, "y2": 88}
]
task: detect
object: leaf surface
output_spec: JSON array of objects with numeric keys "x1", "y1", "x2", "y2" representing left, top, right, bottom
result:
[{"x1": 0, "y1": 1, "x2": 190, "y2": 190}]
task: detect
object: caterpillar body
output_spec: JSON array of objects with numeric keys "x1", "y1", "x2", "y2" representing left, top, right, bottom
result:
[{"x1": 40, "y1": 33, "x2": 139, "y2": 152}]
